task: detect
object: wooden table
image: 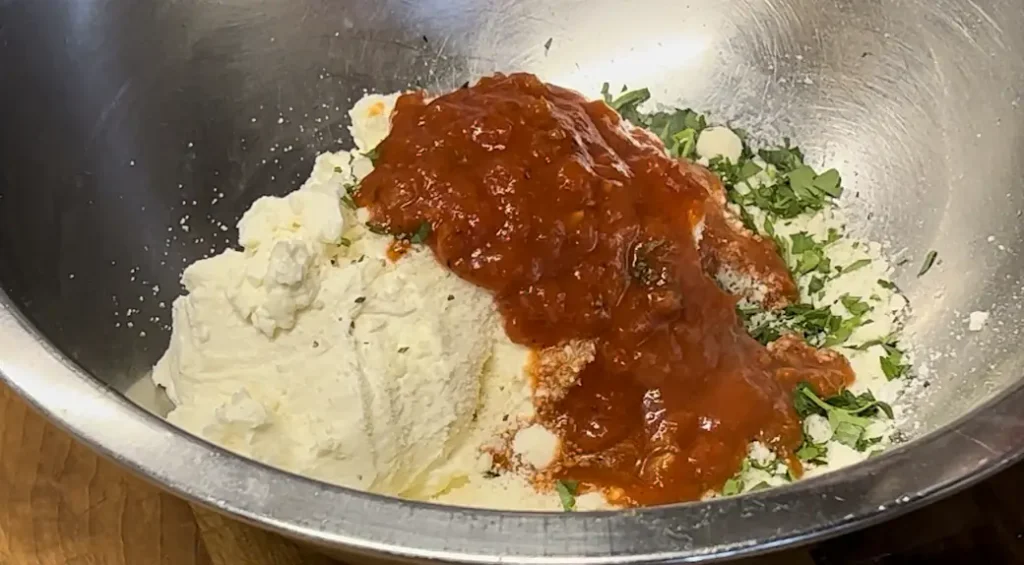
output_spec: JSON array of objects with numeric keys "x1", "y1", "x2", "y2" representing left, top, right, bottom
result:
[{"x1": 1, "y1": 382, "x2": 1022, "y2": 564}]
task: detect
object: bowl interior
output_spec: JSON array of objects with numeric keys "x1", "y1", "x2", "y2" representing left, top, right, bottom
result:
[{"x1": 1, "y1": 0, "x2": 1023, "y2": 482}]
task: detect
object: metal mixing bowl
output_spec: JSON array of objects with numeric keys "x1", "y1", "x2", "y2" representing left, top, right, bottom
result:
[{"x1": 2, "y1": 0, "x2": 1023, "y2": 562}]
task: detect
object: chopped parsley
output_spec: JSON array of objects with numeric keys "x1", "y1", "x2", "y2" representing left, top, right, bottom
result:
[
  {"x1": 339, "y1": 237, "x2": 352, "y2": 247},
  {"x1": 795, "y1": 441, "x2": 828, "y2": 464},
  {"x1": 554, "y1": 479, "x2": 579, "y2": 511},
  {"x1": 629, "y1": 239, "x2": 668, "y2": 285},
  {"x1": 840, "y1": 259, "x2": 872, "y2": 275},
  {"x1": 879, "y1": 342, "x2": 910, "y2": 380},
  {"x1": 410, "y1": 221, "x2": 432, "y2": 244},
  {"x1": 917, "y1": 250, "x2": 938, "y2": 277},
  {"x1": 364, "y1": 145, "x2": 381, "y2": 164},
  {"x1": 721, "y1": 477, "x2": 744, "y2": 496},
  {"x1": 794, "y1": 383, "x2": 893, "y2": 451},
  {"x1": 612, "y1": 85, "x2": 909, "y2": 483},
  {"x1": 366, "y1": 222, "x2": 390, "y2": 235}
]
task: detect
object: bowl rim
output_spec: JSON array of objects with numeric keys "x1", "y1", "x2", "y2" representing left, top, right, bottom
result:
[{"x1": 3, "y1": 288, "x2": 1023, "y2": 563}]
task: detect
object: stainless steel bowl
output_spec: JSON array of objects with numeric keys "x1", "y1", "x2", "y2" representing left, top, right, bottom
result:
[{"x1": 2, "y1": 0, "x2": 1023, "y2": 562}]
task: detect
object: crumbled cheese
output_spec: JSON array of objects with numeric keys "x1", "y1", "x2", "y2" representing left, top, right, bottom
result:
[
  {"x1": 512, "y1": 424, "x2": 560, "y2": 469},
  {"x1": 803, "y1": 414, "x2": 833, "y2": 444},
  {"x1": 696, "y1": 126, "x2": 744, "y2": 162},
  {"x1": 968, "y1": 311, "x2": 990, "y2": 332}
]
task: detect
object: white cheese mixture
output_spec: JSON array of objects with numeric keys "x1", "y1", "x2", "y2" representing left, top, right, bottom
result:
[
  {"x1": 154, "y1": 96, "x2": 547, "y2": 502},
  {"x1": 155, "y1": 90, "x2": 914, "y2": 509}
]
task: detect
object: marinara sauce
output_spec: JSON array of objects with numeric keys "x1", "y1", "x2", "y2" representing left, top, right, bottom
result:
[{"x1": 356, "y1": 73, "x2": 852, "y2": 505}]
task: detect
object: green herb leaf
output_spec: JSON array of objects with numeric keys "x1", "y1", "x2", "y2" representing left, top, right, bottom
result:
[
  {"x1": 339, "y1": 237, "x2": 352, "y2": 247},
  {"x1": 795, "y1": 441, "x2": 829, "y2": 463},
  {"x1": 917, "y1": 250, "x2": 938, "y2": 277},
  {"x1": 555, "y1": 479, "x2": 580, "y2": 511},
  {"x1": 721, "y1": 478, "x2": 744, "y2": 496},
  {"x1": 789, "y1": 232, "x2": 817, "y2": 254},
  {"x1": 758, "y1": 142, "x2": 805, "y2": 173},
  {"x1": 365, "y1": 222, "x2": 390, "y2": 235},
  {"x1": 855, "y1": 435, "x2": 883, "y2": 452},
  {"x1": 364, "y1": 145, "x2": 381, "y2": 164},
  {"x1": 841, "y1": 259, "x2": 872, "y2": 275},
  {"x1": 840, "y1": 295, "x2": 870, "y2": 317},
  {"x1": 794, "y1": 383, "x2": 894, "y2": 451},
  {"x1": 796, "y1": 249, "x2": 822, "y2": 274},
  {"x1": 608, "y1": 88, "x2": 651, "y2": 125},
  {"x1": 410, "y1": 221, "x2": 432, "y2": 244},
  {"x1": 630, "y1": 239, "x2": 668, "y2": 285},
  {"x1": 831, "y1": 421, "x2": 865, "y2": 448},
  {"x1": 813, "y1": 169, "x2": 842, "y2": 198},
  {"x1": 877, "y1": 279, "x2": 898, "y2": 291}
]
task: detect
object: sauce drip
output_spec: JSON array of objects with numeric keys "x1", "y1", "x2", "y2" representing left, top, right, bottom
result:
[{"x1": 357, "y1": 73, "x2": 852, "y2": 505}]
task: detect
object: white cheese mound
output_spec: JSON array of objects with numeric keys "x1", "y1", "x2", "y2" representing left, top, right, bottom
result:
[
  {"x1": 696, "y1": 126, "x2": 744, "y2": 163},
  {"x1": 968, "y1": 311, "x2": 990, "y2": 331},
  {"x1": 152, "y1": 96, "x2": 545, "y2": 502},
  {"x1": 153, "y1": 190, "x2": 529, "y2": 498}
]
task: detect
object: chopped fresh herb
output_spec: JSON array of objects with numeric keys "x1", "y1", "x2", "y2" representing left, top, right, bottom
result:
[
  {"x1": 340, "y1": 194, "x2": 357, "y2": 210},
  {"x1": 543, "y1": 37, "x2": 553, "y2": 52},
  {"x1": 795, "y1": 441, "x2": 828, "y2": 464},
  {"x1": 555, "y1": 479, "x2": 580, "y2": 511},
  {"x1": 841, "y1": 259, "x2": 872, "y2": 275},
  {"x1": 758, "y1": 141, "x2": 805, "y2": 173},
  {"x1": 607, "y1": 87, "x2": 651, "y2": 125},
  {"x1": 808, "y1": 277, "x2": 825, "y2": 295},
  {"x1": 339, "y1": 237, "x2": 352, "y2": 247},
  {"x1": 410, "y1": 221, "x2": 432, "y2": 244},
  {"x1": 794, "y1": 383, "x2": 893, "y2": 449},
  {"x1": 813, "y1": 169, "x2": 843, "y2": 198},
  {"x1": 366, "y1": 222, "x2": 390, "y2": 235},
  {"x1": 630, "y1": 239, "x2": 668, "y2": 285},
  {"x1": 831, "y1": 421, "x2": 864, "y2": 447},
  {"x1": 840, "y1": 295, "x2": 870, "y2": 317},
  {"x1": 483, "y1": 470, "x2": 501, "y2": 479},
  {"x1": 721, "y1": 478, "x2": 744, "y2": 496},
  {"x1": 855, "y1": 435, "x2": 883, "y2": 452},
  {"x1": 880, "y1": 342, "x2": 910, "y2": 381},
  {"x1": 333, "y1": 166, "x2": 344, "y2": 173},
  {"x1": 364, "y1": 145, "x2": 381, "y2": 164},
  {"x1": 354, "y1": 296, "x2": 366, "y2": 304},
  {"x1": 877, "y1": 279, "x2": 898, "y2": 291},
  {"x1": 917, "y1": 250, "x2": 938, "y2": 277},
  {"x1": 789, "y1": 232, "x2": 817, "y2": 254},
  {"x1": 447, "y1": 294, "x2": 455, "y2": 301},
  {"x1": 397, "y1": 346, "x2": 409, "y2": 353},
  {"x1": 796, "y1": 249, "x2": 823, "y2": 275}
]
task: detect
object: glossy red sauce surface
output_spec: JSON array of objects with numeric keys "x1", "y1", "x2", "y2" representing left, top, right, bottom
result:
[{"x1": 357, "y1": 73, "x2": 852, "y2": 505}]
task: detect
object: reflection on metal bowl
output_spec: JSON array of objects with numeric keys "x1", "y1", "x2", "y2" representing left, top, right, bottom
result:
[{"x1": 1, "y1": 0, "x2": 1023, "y2": 562}]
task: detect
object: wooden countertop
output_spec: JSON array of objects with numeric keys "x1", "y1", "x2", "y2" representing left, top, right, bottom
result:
[{"x1": 1, "y1": 382, "x2": 1021, "y2": 564}]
